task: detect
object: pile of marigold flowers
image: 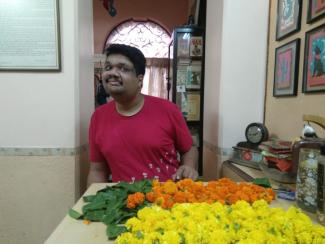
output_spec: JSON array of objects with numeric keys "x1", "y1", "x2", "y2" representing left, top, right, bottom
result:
[
  {"x1": 127, "y1": 178, "x2": 275, "y2": 209},
  {"x1": 117, "y1": 200, "x2": 325, "y2": 243}
]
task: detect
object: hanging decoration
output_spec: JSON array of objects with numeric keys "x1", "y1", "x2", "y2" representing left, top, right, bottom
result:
[{"x1": 101, "y1": 0, "x2": 117, "y2": 17}]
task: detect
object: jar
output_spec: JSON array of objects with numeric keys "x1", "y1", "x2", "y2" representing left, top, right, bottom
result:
[
  {"x1": 296, "y1": 149, "x2": 318, "y2": 213},
  {"x1": 317, "y1": 146, "x2": 325, "y2": 225}
]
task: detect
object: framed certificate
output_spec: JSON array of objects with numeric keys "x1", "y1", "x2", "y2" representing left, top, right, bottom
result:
[
  {"x1": 0, "y1": 0, "x2": 61, "y2": 71},
  {"x1": 187, "y1": 92, "x2": 200, "y2": 121}
]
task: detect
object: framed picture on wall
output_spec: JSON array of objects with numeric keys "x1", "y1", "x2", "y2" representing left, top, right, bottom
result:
[
  {"x1": 273, "y1": 39, "x2": 300, "y2": 97},
  {"x1": 302, "y1": 24, "x2": 325, "y2": 93},
  {"x1": 307, "y1": 0, "x2": 325, "y2": 23},
  {"x1": 276, "y1": 0, "x2": 302, "y2": 41},
  {"x1": 0, "y1": 0, "x2": 61, "y2": 71}
]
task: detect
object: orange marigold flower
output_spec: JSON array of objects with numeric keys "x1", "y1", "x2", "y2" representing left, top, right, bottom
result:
[
  {"x1": 127, "y1": 201, "x2": 136, "y2": 209},
  {"x1": 162, "y1": 180, "x2": 178, "y2": 194},
  {"x1": 177, "y1": 178, "x2": 194, "y2": 190},
  {"x1": 152, "y1": 179, "x2": 160, "y2": 187},
  {"x1": 173, "y1": 191, "x2": 188, "y2": 203},
  {"x1": 227, "y1": 194, "x2": 239, "y2": 204},
  {"x1": 143, "y1": 178, "x2": 275, "y2": 209},
  {"x1": 83, "y1": 219, "x2": 91, "y2": 225},
  {"x1": 155, "y1": 196, "x2": 165, "y2": 207},
  {"x1": 127, "y1": 192, "x2": 145, "y2": 209},
  {"x1": 145, "y1": 192, "x2": 155, "y2": 202}
]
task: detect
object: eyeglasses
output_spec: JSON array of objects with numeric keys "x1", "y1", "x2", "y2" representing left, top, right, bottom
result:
[{"x1": 103, "y1": 63, "x2": 135, "y2": 74}]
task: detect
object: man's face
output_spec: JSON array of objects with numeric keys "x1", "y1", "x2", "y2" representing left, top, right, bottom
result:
[{"x1": 102, "y1": 54, "x2": 143, "y2": 97}]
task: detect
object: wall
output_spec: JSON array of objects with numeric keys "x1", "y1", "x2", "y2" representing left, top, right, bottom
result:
[
  {"x1": 265, "y1": 0, "x2": 325, "y2": 140},
  {"x1": 93, "y1": 0, "x2": 189, "y2": 53},
  {"x1": 203, "y1": 0, "x2": 223, "y2": 180},
  {"x1": 203, "y1": 0, "x2": 269, "y2": 180},
  {"x1": 0, "y1": 0, "x2": 94, "y2": 243}
]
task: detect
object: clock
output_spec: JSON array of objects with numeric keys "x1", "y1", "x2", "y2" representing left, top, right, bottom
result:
[{"x1": 245, "y1": 123, "x2": 269, "y2": 145}]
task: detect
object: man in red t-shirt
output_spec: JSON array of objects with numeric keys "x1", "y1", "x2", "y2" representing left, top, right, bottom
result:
[{"x1": 87, "y1": 44, "x2": 198, "y2": 185}]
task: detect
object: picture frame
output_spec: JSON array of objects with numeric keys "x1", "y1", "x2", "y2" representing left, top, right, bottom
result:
[
  {"x1": 177, "y1": 33, "x2": 190, "y2": 58},
  {"x1": 302, "y1": 24, "x2": 325, "y2": 93},
  {"x1": 186, "y1": 92, "x2": 200, "y2": 121},
  {"x1": 276, "y1": 0, "x2": 302, "y2": 41},
  {"x1": 0, "y1": 0, "x2": 61, "y2": 71},
  {"x1": 307, "y1": 0, "x2": 325, "y2": 24},
  {"x1": 273, "y1": 39, "x2": 300, "y2": 97},
  {"x1": 186, "y1": 61, "x2": 201, "y2": 89},
  {"x1": 189, "y1": 36, "x2": 203, "y2": 57}
]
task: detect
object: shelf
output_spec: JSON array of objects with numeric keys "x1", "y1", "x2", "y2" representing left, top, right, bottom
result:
[{"x1": 168, "y1": 25, "x2": 205, "y2": 175}]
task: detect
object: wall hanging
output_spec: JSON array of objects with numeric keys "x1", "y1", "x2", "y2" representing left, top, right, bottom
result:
[
  {"x1": 276, "y1": 0, "x2": 302, "y2": 41},
  {"x1": 303, "y1": 23, "x2": 325, "y2": 93},
  {"x1": 273, "y1": 38, "x2": 300, "y2": 97}
]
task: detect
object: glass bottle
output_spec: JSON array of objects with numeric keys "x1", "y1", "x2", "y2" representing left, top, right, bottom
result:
[
  {"x1": 296, "y1": 149, "x2": 318, "y2": 213},
  {"x1": 317, "y1": 146, "x2": 325, "y2": 225}
]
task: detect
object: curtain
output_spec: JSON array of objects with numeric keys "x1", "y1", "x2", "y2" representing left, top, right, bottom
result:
[{"x1": 142, "y1": 58, "x2": 169, "y2": 99}]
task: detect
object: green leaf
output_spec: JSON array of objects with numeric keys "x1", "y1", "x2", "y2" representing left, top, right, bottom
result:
[
  {"x1": 106, "y1": 224, "x2": 127, "y2": 240},
  {"x1": 268, "y1": 227, "x2": 277, "y2": 235},
  {"x1": 179, "y1": 233, "x2": 186, "y2": 244},
  {"x1": 113, "y1": 179, "x2": 152, "y2": 193},
  {"x1": 84, "y1": 210, "x2": 106, "y2": 221},
  {"x1": 72, "y1": 180, "x2": 153, "y2": 240},
  {"x1": 82, "y1": 200, "x2": 106, "y2": 212},
  {"x1": 115, "y1": 211, "x2": 136, "y2": 224},
  {"x1": 102, "y1": 210, "x2": 121, "y2": 225},
  {"x1": 113, "y1": 182, "x2": 131, "y2": 190},
  {"x1": 83, "y1": 195, "x2": 96, "y2": 202},
  {"x1": 227, "y1": 207, "x2": 232, "y2": 214},
  {"x1": 136, "y1": 230, "x2": 144, "y2": 239},
  {"x1": 68, "y1": 209, "x2": 83, "y2": 219},
  {"x1": 156, "y1": 228, "x2": 164, "y2": 235},
  {"x1": 233, "y1": 222, "x2": 241, "y2": 232},
  {"x1": 252, "y1": 178, "x2": 271, "y2": 188},
  {"x1": 97, "y1": 185, "x2": 111, "y2": 193}
]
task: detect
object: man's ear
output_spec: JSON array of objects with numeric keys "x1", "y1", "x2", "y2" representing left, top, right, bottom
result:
[{"x1": 137, "y1": 74, "x2": 144, "y2": 88}]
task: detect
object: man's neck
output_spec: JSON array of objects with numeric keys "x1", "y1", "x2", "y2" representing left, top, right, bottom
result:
[{"x1": 114, "y1": 93, "x2": 144, "y2": 116}]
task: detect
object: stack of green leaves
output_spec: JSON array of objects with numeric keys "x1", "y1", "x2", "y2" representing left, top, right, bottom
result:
[{"x1": 68, "y1": 179, "x2": 152, "y2": 239}]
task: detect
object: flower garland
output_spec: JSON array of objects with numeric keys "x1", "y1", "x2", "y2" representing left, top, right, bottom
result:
[
  {"x1": 127, "y1": 178, "x2": 275, "y2": 209},
  {"x1": 117, "y1": 200, "x2": 325, "y2": 243}
]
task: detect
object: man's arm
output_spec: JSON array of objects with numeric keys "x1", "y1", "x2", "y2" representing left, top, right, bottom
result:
[
  {"x1": 87, "y1": 161, "x2": 111, "y2": 187},
  {"x1": 172, "y1": 146, "x2": 199, "y2": 180}
]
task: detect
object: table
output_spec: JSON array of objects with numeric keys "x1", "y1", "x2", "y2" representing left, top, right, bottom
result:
[
  {"x1": 45, "y1": 184, "x2": 113, "y2": 244},
  {"x1": 45, "y1": 182, "x2": 318, "y2": 244}
]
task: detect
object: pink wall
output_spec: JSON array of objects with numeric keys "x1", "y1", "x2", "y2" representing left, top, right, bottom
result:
[{"x1": 93, "y1": 0, "x2": 189, "y2": 53}]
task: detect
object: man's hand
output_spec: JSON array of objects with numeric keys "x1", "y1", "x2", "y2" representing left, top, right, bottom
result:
[{"x1": 172, "y1": 165, "x2": 198, "y2": 181}]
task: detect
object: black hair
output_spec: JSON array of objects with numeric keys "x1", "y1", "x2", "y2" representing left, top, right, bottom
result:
[{"x1": 105, "y1": 44, "x2": 146, "y2": 76}]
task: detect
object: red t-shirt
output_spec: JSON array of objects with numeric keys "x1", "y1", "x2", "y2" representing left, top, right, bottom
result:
[{"x1": 89, "y1": 95, "x2": 193, "y2": 182}]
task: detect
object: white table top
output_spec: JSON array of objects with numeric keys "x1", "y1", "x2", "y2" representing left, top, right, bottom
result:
[
  {"x1": 45, "y1": 183, "x2": 317, "y2": 244},
  {"x1": 45, "y1": 184, "x2": 113, "y2": 244}
]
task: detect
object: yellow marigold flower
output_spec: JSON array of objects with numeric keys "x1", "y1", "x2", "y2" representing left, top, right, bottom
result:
[{"x1": 117, "y1": 200, "x2": 325, "y2": 244}]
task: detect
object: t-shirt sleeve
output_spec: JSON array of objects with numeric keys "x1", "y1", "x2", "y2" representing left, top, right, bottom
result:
[
  {"x1": 89, "y1": 113, "x2": 106, "y2": 162},
  {"x1": 169, "y1": 104, "x2": 193, "y2": 153}
]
